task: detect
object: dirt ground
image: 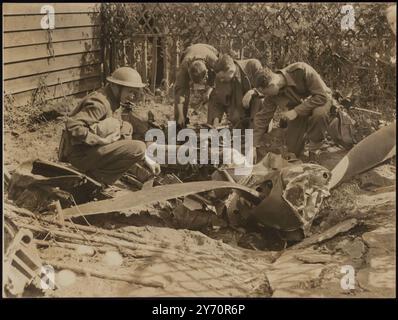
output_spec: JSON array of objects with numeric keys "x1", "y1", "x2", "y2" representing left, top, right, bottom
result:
[{"x1": 3, "y1": 96, "x2": 396, "y2": 298}]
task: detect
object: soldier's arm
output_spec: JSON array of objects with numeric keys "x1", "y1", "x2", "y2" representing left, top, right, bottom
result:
[
  {"x1": 253, "y1": 97, "x2": 278, "y2": 147},
  {"x1": 205, "y1": 51, "x2": 220, "y2": 88},
  {"x1": 248, "y1": 59, "x2": 263, "y2": 86},
  {"x1": 66, "y1": 96, "x2": 108, "y2": 146},
  {"x1": 294, "y1": 64, "x2": 330, "y2": 117}
]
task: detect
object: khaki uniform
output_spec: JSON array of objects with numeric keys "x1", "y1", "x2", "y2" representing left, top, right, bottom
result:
[
  {"x1": 174, "y1": 44, "x2": 219, "y2": 120},
  {"x1": 253, "y1": 62, "x2": 332, "y2": 156},
  {"x1": 65, "y1": 85, "x2": 146, "y2": 185},
  {"x1": 207, "y1": 59, "x2": 263, "y2": 128}
]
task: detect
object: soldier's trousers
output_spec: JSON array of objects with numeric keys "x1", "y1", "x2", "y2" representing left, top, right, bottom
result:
[
  {"x1": 286, "y1": 100, "x2": 332, "y2": 156},
  {"x1": 68, "y1": 140, "x2": 146, "y2": 185}
]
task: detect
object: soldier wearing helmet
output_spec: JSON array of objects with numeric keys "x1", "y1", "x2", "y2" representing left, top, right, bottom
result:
[
  {"x1": 174, "y1": 44, "x2": 219, "y2": 129},
  {"x1": 61, "y1": 67, "x2": 160, "y2": 186}
]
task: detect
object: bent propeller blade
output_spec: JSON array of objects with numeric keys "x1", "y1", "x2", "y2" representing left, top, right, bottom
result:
[{"x1": 329, "y1": 122, "x2": 396, "y2": 189}]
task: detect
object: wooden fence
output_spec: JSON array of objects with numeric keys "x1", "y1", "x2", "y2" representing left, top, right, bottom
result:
[{"x1": 100, "y1": 3, "x2": 396, "y2": 110}]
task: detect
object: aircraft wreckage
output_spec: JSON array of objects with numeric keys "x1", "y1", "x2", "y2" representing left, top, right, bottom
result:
[
  {"x1": 4, "y1": 122, "x2": 396, "y2": 295},
  {"x1": 6, "y1": 122, "x2": 396, "y2": 244}
]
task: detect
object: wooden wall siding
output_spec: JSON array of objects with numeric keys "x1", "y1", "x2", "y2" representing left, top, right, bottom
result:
[{"x1": 3, "y1": 3, "x2": 102, "y2": 107}]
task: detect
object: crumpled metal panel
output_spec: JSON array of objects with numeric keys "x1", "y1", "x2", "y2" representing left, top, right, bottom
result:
[
  {"x1": 4, "y1": 226, "x2": 42, "y2": 297},
  {"x1": 329, "y1": 122, "x2": 396, "y2": 189},
  {"x1": 281, "y1": 163, "x2": 331, "y2": 235},
  {"x1": 250, "y1": 163, "x2": 331, "y2": 235},
  {"x1": 8, "y1": 159, "x2": 103, "y2": 206},
  {"x1": 250, "y1": 170, "x2": 303, "y2": 232}
]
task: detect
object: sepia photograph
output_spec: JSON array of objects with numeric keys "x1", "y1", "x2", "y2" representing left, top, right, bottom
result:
[{"x1": 2, "y1": 2, "x2": 396, "y2": 301}]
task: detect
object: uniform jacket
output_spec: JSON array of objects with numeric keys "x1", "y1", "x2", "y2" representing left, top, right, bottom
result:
[{"x1": 66, "y1": 85, "x2": 122, "y2": 146}]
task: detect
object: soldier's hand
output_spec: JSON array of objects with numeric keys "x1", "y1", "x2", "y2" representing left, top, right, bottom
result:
[
  {"x1": 282, "y1": 109, "x2": 298, "y2": 121},
  {"x1": 144, "y1": 154, "x2": 161, "y2": 175},
  {"x1": 242, "y1": 89, "x2": 256, "y2": 109},
  {"x1": 150, "y1": 163, "x2": 161, "y2": 175}
]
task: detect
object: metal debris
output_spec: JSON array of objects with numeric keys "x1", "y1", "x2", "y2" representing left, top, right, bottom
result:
[
  {"x1": 61, "y1": 181, "x2": 261, "y2": 219},
  {"x1": 249, "y1": 163, "x2": 331, "y2": 238},
  {"x1": 4, "y1": 219, "x2": 43, "y2": 297},
  {"x1": 8, "y1": 159, "x2": 103, "y2": 211}
]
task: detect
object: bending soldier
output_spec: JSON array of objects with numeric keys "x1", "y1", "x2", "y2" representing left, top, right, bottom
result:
[
  {"x1": 174, "y1": 43, "x2": 219, "y2": 129},
  {"x1": 244, "y1": 62, "x2": 332, "y2": 160}
]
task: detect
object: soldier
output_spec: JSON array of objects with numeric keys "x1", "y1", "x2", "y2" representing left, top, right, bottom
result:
[
  {"x1": 61, "y1": 67, "x2": 160, "y2": 186},
  {"x1": 174, "y1": 43, "x2": 219, "y2": 129},
  {"x1": 243, "y1": 62, "x2": 333, "y2": 160},
  {"x1": 207, "y1": 54, "x2": 263, "y2": 129}
]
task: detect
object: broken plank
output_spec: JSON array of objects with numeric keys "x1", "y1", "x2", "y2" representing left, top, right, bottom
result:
[
  {"x1": 289, "y1": 218, "x2": 359, "y2": 250},
  {"x1": 62, "y1": 181, "x2": 261, "y2": 218}
]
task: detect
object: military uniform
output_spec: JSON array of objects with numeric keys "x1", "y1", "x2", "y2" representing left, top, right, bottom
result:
[
  {"x1": 65, "y1": 84, "x2": 146, "y2": 185},
  {"x1": 174, "y1": 44, "x2": 219, "y2": 120},
  {"x1": 253, "y1": 62, "x2": 332, "y2": 156},
  {"x1": 207, "y1": 58, "x2": 263, "y2": 128}
]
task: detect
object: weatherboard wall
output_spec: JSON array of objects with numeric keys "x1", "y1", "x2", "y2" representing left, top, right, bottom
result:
[{"x1": 3, "y1": 3, "x2": 103, "y2": 107}]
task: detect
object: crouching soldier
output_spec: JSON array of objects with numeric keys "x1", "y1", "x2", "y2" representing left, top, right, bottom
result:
[
  {"x1": 174, "y1": 43, "x2": 219, "y2": 129},
  {"x1": 59, "y1": 67, "x2": 160, "y2": 186},
  {"x1": 245, "y1": 62, "x2": 333, "y2": 160},
  {"x1": 207, "y1": 54, "x2": 263, "y2": 129}
]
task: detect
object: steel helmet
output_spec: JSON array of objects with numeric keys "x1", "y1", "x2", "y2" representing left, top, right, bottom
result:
[{"x1": 106, "y1": 67, "x2": 146, "y2": 88}]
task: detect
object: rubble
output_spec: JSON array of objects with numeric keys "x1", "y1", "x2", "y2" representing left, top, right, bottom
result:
[
  {"x1": 75, "y1": 245, "x2": 96, "y2": 257},
  {"x1": 357, "y1": 164, "x2": 395, "y2": 190},
  {"x1": 4, "y1": 201, "x2": 275, "y2": 297},
  {"x1": 357, "y1": 225, "x2": 396, "y2": 294},
  {"x1": 289, "y1": 218, "x2": 359, "y2": 250},
  {"x1": 56, "y1": 270, "x2": 77, "y2": 288},
  {"x1": 102, "y1": 251, "x2": 124, "y2": 267}
]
